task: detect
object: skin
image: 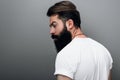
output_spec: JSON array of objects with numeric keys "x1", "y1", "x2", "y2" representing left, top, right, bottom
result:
[
  {"x1": 109, "y1": 70, "x2": 112, "y2": 80},
  {"x1": 49, "y1": 15, "x2": 86, "y2": 39},
  {"x1": 49, "y1": 15, "x2": 64, "y2": 36},
  {"x1": 49, "y1": 14, "x2": 112, "y2": 80}
]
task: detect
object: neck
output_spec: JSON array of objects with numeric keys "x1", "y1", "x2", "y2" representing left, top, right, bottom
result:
[{"x1": 71, "y1": 28, "x2": 87, "y2": 39}]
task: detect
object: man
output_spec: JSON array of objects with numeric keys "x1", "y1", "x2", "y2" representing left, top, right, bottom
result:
[{"x1": 47, "y1": 1, "x2": 113, "y2": 80}]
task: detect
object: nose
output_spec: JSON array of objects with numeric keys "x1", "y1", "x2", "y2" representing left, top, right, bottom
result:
[{"x1": 50, "y1": 27, "x2": 55, "y2": 34}]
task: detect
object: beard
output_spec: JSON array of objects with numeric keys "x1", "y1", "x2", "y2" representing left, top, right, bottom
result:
[{"x1": 51, "y1": 25, "x2": 72, "y2": 53}]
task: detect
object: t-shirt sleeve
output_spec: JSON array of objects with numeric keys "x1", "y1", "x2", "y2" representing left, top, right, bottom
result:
[
  {"x1": 54, "y1": 51, "x2": 79, "y2": 79},
  {"x1": 108, "y1": 53, "x2": 113, "y2": 70},
  {"x1": 105, "y1": 48, "x2": 113, "y2": 70}
]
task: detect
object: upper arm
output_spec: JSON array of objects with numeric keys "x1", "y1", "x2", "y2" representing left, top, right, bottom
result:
[
  {"x1": 54, "y1": 52, "x2": 78, "y2": 79},
  {"x1": 108, "y1": 70, "x2": 112, "y2": 80},
  {"x1": 57, "y1": 74, "x2": 72, "y2": 80}
]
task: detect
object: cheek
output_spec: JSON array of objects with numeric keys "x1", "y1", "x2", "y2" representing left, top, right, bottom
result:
[{"x1": 56, "y1": 24, "x2": 64, "y2": 35}]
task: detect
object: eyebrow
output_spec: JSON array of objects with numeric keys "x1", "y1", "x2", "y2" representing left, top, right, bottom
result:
[{"x1": 49, "y1": 21, "x2": 57, "y2": 27}]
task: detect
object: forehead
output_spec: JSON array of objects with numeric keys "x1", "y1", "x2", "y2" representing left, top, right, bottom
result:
[{"x1": 50, "y1": 15, "x2": 62, "y2": 23}]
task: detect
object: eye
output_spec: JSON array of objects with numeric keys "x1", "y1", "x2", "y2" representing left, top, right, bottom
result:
[
  {"x1": 50, "y1": 22, "x2": 58, "y2": 28},
  {"x1": 52, "y1": 23, "x2": 57, "y2": 28}
]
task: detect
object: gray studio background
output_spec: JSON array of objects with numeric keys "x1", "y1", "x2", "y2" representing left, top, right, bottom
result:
[{"x1": 0, "y1": 0, "x2": 120, "y2": 80}]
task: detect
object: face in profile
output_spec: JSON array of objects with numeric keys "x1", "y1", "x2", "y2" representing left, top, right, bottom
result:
[{"x1": 49, "y1": 15, "x2": 72, "y2": 52}]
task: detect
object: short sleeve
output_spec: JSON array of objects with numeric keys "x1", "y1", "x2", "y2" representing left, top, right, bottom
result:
[
  {"x1": 105, "y1": 48, "x2": 113, "y2": 70},
  {"x1": 108, "y1": 53, "x2": 113, "y2": 70},
  {"x1": 54, "y1": 50, "x2": 79, "y2": 79}
]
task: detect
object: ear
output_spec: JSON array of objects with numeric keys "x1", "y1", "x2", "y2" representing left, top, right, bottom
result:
[{"x1": 66, "y1": 19, "x2": 74, "y2": 30}]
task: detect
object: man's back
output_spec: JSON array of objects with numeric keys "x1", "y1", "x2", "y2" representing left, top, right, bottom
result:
[{"x1": 54, "y1": 37, "x2": 113, "y2": 80}]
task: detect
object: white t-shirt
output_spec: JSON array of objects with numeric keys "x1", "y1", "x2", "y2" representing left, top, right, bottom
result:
[{"x1": 54, "y1": 37, "x2": 113, "y2": 80}]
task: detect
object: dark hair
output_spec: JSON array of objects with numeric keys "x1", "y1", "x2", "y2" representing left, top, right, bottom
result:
[{"x1": 47, "y1": 1, "x2": 81, "y2": 29}]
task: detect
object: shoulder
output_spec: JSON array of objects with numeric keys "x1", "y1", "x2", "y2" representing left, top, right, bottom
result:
[{"x1": 57, "y1": 38, "x2": 81, "y2": 57}]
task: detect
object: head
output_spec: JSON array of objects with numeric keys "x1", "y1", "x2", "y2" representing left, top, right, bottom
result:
[{"x1": 47, "y1": 1, "x2": 81, "y2": 52}]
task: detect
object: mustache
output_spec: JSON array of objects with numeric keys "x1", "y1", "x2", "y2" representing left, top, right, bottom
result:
[{"x1": 51, "y1": 35, "x2": 59, "y2": 39}]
